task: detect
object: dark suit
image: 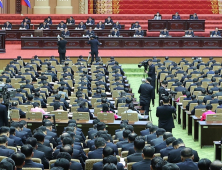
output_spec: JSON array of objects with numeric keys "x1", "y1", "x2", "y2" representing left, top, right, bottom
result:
[
  {"x1": 175, "y1": 86, "x2": 186, "y2": 92},
  {"x1": 148, "y1": 64, "x2": 156, "y2": 91},
  {"x1": 9, "y1": 135, "x2": 23, "y2": 146},
  {"x1": 176, "y1": 159, "x2": 198, "y2": 170},
  {"x1": 0, "y1": 145, "x2": 14, "y2": 157},
  {"x1": 190, "y1": 16, "x2": 198, "y2": 20},
  {"x1": 0, "y1": 104, "x2": 8, "y2": 127},
  {"x1": 156, "y1": 105, "x2": 176, "y2": 132},
  {"x1": 210, "y1": 99, "x2": 218, "y2": 104},
  {"x1": 93, "y1": 161, "x2": 124, "y2": 170},
  {"x1": 140, "y1": 129, "x2": 150, "y2": 136},
  {"x1": 39, "y1": 24, "x2": 49, "y2": 29},
  {"x1": 88, "y1": 148, "x2": 103, "y2": 159},
  {"x1": 86, "y1": 30, "x2": 95, "y2": 36},
  {"x1": 186, "y1": 99, "x2": 198, "y2": 111},
  {"x1": 61, "y1": 31, "x2": 70, "y2": 36},
  {"x1": 135, "y1": 30, "x2": 144, "y2": 36},
  {"x1": 132, "y1": 159, "x2": 151, "y2": 170},
  {"x1": 33, "y1": 149, "x2": 49, "y2": 169},
  {"x1": 160, "y1": 31, "x2": 169, "y2": 36},
  {"x1": 122, "y1": 142, "x2": 134, "y2": 151},
  {"x1": 127, "y1": 151, "x2": 143, "y2": 162},
  {"x1": 67, "y1": 19, "x2": 75, "y2": 25},
  {"x1": 57, "y1": 39, "x2": 67, "y2": 63},
  {"x1": 211, "y1": 31, "x2": 221, "y2": 36},
  {"x1": 172, "y1": 15, "x2": 181, "y2": 19},
  {"x1": 147, "y1": 133, "x2": 157, "y2": 144},
  {"x1": 111, "y1": 31, "x2": 120, "y2": 37},
  {"x1": 138, "y1": 83, "x2": 154, "y2": 115},
  {"x1": 24, "y1": 84, "x2": 34, "y2": 93},
  {"x1": 160, "y1": 146, "x2": 174, "y2": 158},
  {"x1": 36, "y1": 142, "x2": 53, "y2": 160},
  {"x1": 168, "y1": 146, "x2": 199, "y2": 163},
  {"x1": 185, "y1": 31, "x2": 194, "y2": 37},
  {"x1": 88, "y1": 39, "x2": 101, "y2": 63},
  {"x1": 51, "y1": 161, "x2": 83, "y2": 170},
  {"x1": 106, "y1": 142, "x2": 118, "y2": 155},
  {"x1": 116, "y1": 139, "x2": 128, "y2": 148},
  {"x1": 96, "y1": 24, "x2": 105, "y2": 29},
  {"x1": 191, "y1": 104, "x2": 206, "y2": 115},
  {"x1": 78, "y1": 24, "x2": 86, "y2": 29},
  {"x1": 23, "y1": 159, "x2": 44, "y2": 170},
  {"x1": 151, "y1": 136, "x2": 163, "y2": 146},
  {"x1": 154, "y1": 141, "x2": 166, "y2": 153}
]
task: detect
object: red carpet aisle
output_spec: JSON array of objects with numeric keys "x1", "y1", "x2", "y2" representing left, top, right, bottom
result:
[
  {"x1": 89, "y1": 0, "x2": 220, "y2": 14},
  {"x1": 2, "y1": 44, "x2": 222, "y2": 59}
]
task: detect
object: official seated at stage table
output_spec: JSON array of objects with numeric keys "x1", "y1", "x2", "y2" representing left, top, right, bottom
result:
[
  {"x1": 154, "y1": 12, "x2": 162, "y2": 20},
  {"x1": 95, "y1": 21, "x2": 105, "y2": 30},
  {"x1": 185, "y1": 28, "x2": 195, "y2": 37},
  {"x1": 190, "y1": 13, "x2": 198, "y2": 20},
  {"x1": 3, "y1": 21, "x2": 12, "y2": 30},
  {"x1": 111, "y1": 28, "x2": 120, "y2": 37},
  {"x1": 113, "y1": 22, "x2": 121, "y2": 30},
  {"x1": 22, "y1": 17, "x2": 31, "y2": 24},
  {"x1": 66, "y1": 16, "x2": 75, "y2": 25},
  {"x1": 172, "y1": 12, "x2": 181, "y2": 20},
  {"x1": 39, "y1": 22, "x2": 49, "y2": 30},
  {"x1": 78, "y1": 21, "x2": 86, "y2": 30},
  {"x1": 85, "y1": 27, "x2": 95, "y2": 37},
  {"x1": 57, "y1": 21, "x2": 67, "y2": 30},
  {"x1": 44, "y1": 16, "x2": 52, "y2": 25},
  {"x1": 20, "y1": 22, "x2": 29, "y2": 30},
  {"x1": 86, "y1": 17, "x2": 95, "y2": 25},
  {"x1": 134, "y1": 27, "x2": 144, "y2": 37},
  {"x1": 211, "y1": 27, "x2": 221, "y2": 37},
  {"x1": 160, "y1": 28, "x2": 170, "y2": 37},
  {"x1": 105, "y1": 16, "x2": 113, "y2": 25},
  {"x1": 61, "y1": 28, "x2": 70, "y2": 37},
  {"x1": 131, "y1": 21, "x2": 141, "y2": 30}
]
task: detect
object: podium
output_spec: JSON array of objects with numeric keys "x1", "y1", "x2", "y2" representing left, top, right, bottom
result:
[
  {"x1": 0, "y1": 31, "x2": 6, "y2": 53},
  {"x1": 56, "y1": 0, "x2": 73, "y2": 14},
  {"x1": 33, "y1": 0, "x2": 51, "y2": 14}
]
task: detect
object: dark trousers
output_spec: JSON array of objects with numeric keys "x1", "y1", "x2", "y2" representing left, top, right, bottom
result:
[
  {"x1": 59, "y1": 53, "x2": 65, "y2": 63},
  {"x1": 165, "y1": 128, "x2": 172, "y2": 133},
  {"x1": 140, "y1": 101, "x2": 150, "y2": 115},
  {"x1": 91, "y1": 51, "x2": 98, "y2": 64}
]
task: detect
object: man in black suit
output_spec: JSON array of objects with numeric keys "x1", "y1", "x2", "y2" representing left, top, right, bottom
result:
[
  {"x1": 147, "y1": 125, "x2": 158, "y2": 144},
  {"x1": 0, "y1": 126, "x2": 15, "y2": 147},
  {"x1": 154, "y1": 132, "x2": 173, "y2": 153},
  {"x1": 127, "y1": 137, "x2": 145, "y2": 163},
  {"x1": 175, "y1": 82, "x2": 186, "y2": 92},
  {"x1": 203, "y1": 90, "x2": 213, "y2": 104},
  {"x1": 88, "y1": 35, "x2": 102, "y2": 64},
  {"x1": 147, "y1": 59, "x2": 156, "y2": 96},
  {"x1": 186, "y1": 95, "x2": 197, "y2": 111},
  {"x1": 34, "y1": 132, "x2": 53, "y2": 161},
  {"x1": 216, "y1": 88, "x2": 222, "y2": 96},
  {"x1": 168, "y1": 138, "x2": 199, "y2": 163},
  {"x1": 176, "y1": 147, "x2": 198, "y2": 170},
  {"x1": 20, "y1": 120, "x2": 32, "y2": 137},
  {"x1": 191, "y1": 100, "x2": 206, "y2": 115},
  {"x1": 26, "y1": 137, "x2": 49, "y2": 169},
  {"x1": 138, "y1": 77, "x2": 154, "y2": 115},
  {"x1": 160, "y1": 136, "x2": 176, "y2": 158},
  {"x1": 11, "y1": 152, "x2": 26, "y2": 170},
  {"x1": 88, "y1": 137, "x2": 106, "y2": 159},
  {"x1": 210, "y1": 94, "x2": 218, "y2": 104},
  {"x1": 122, "y1": 133, "x2": 137, "y2": 151},
  {"x1": 0, "y1": 136, "x2": 14, "y2": 157},
  {"x1": 116, "y1": 130, "x2": 131, "y2": 148},
  {"x1": 156, "y1": 97, "x2": 176, "y2": 132},
  {"x1": 150, "y1": 128, "x2": 166, "y2": 147},
  {"x1": 100, "y1": 134, "x2": 118, "y2": 155},
  {"x1": 140, "y1": 122, "x2": 152, "y2": 136},
  {"x1": 9, "y1": 127, "x2": 23, "y2": 146},
  {"x1": 132, "y1": 146, "x2": 155, "y2": 170},
  {"x1": 57, "y1": 35, "x2": 67, "y2": 64},
  {"x1": 21, "y1": 144, "x2": 44, "y2": 170},
  {"x1": 24, "y1": 79, "x2": 34, "y2": 93},
  {"x1": 210, "y1": 160, "x2": 222, "y2": 170}
]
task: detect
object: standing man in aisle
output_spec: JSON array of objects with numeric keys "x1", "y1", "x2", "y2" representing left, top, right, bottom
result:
[
  {"x1": 57, "y1": 35, "x2": 67, "y2": 64},
  {"x1": 138, "y1": 77, "x2": 154, "y2": 116},
  {"x1": 146, "y1": 59, "x2": 156, "y2": 105},
  {"x1": 88, "y1": 35, "x2": 102, "y2": 64}
]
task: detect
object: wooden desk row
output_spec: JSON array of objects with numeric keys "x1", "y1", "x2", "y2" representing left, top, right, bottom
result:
[
  {"x1": 6, "y1": 30, "x2": 146, "y2": 41},
  {"x1": 21, "y1": 37, "x2": 222, "y2": 50},
  {"x1": 17, "y1": 119, "x2": 148, "y2": 137},
  {"x1": 0, "y1": 24, "x2": 125, "y2": 30},
  {"x1": 148, "y1": 20, "x2": 205, "y2": 31}
]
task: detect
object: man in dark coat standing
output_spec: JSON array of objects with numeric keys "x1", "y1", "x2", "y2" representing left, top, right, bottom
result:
[
  {"x1": 0, "y1": 94, "x2": 8, "y2": 127},
  {"x1": 147, "y1": 59, "x2": 156, "y2": 104},
  {"x1": 138, "y1": 77, "x2": 154, "y2": 115},
  {"x1": 88, "y1": 35, "x2": 102, "y2": 64},
  {"x1": 57, "y1": 35, "x2": 67, "y2": 64},
  {"x1": 156, "y1": 96, "x2": 176, "y2": 132}
]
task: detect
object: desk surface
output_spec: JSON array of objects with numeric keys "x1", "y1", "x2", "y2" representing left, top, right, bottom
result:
[{"x1": 21, "y1": 37, "x2": 222, "y2": 50}]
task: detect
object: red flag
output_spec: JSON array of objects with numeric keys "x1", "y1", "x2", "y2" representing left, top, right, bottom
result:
[{"x1": 21, "y1": 0, "x2": 28, "y2": 7}]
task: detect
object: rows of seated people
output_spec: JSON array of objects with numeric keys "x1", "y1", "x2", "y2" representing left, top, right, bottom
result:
[
  {"x1": 0, "y1": 118, "x2": 221, "y2": 170},
  {"x1": 156, "y1": 56, "x2": 222, "y2": 121}
]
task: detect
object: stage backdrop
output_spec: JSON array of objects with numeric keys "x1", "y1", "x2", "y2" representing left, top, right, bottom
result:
[{"x1": 88, "y1": 0, "x2": 222, "y2": 14}]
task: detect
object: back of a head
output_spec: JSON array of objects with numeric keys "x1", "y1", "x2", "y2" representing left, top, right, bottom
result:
[
  {"x1": 180, "y1": 147, "x2": 193, "y2": 159},
  {"x1": 11, "y1": 152, "x2": 25, "y2": 167},
  {"x1": 97, "y1": 122, "x2": 106, "y2": 131},
  {"x1": 150, "y1": 125, "x2": 158, "y2": 133},
  {"x1": 57, "y1": 151, "x2": 72, "y2": 162},
  {"x1": 103, "y1": 146, "x2": 114, "y2": 157},
  {"x1": 166, "y1": 137, "x2": 176, "y2": 146},
  {"x1": 54, "y1": 158, "x2": 70, "y2": 170},
  {"x1": 0, "y1": 135, "x2": 7, "y2": 144},
  {"x1": 95, "y1": 137, "x2": 106, "y2": 148},
  {"x1": 172, "y1": 138, "x2": 184, "y2": 147},
  {"x1": 60, "y1": 145, "x2": 73, "y2": 157},
  {"x1": 123, "y1": 129, "x2": 131, "y2": 138},
  {"x1": 0, "y1": 159, "x2": 14, "y2": 170},
  {"x1": 162, "y1": 163, "x2": 180, "y2": 170},
  {"x1": 134, "y1": 136, "x2": 145, "y2": 150},
  {"x1": 156, "y1": 128, "x2": 166, "y2": 137},
  {"x1": 103, "y1": 155, "x2": 117, "y2": 165},
  {"x1": 33, "y1": 132, "x2": 45, "y2": 142},
  {"x1": 146, "y1": 122, "x2": 153, "y2": 129},
  {"x1": 103, "y1": 163, "x2": 117, "y2": 170},
  {"x1": 26, "y1": 137, "x2": 37, "y2": 148},
  {"x1": 128, "y1": 133, "x2": 137, "y2": 142},
  {"x1": 210, "y1": 160, "x2": 222, "y2": 170},
  {"x1": 151, "y1": 157, "x2": 166, "y2": 170},
  {"x1": 143, "y1": 146, "x2": 155, "y2": 158},
  {"x1": 163, "y1": 132, "x2": 173, "y2": 140},
  {"x1": 125, "y1": 125, "x2": 134, "y2": 132},
  {"x1": 198, "y1": 158, "x2": 211, "y2": 170},
  {"x1": 206, "y1": 104, "x2": 213, "y2": 110},
  {"x1": 21, "y1": 144, "x2": 33, "y2": 157}
]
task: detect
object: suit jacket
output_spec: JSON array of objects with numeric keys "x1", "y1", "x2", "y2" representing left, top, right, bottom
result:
[
  {"x1": 23, "y1": 159, "x2": 44, "y2": 170},
  {"x1": 148, "y1": 64, "x2": 156, "y2": 87},
  {"x1": 156, "y1": 105, "x2": 176, "y2": 130},
  {"x1": 138, "y1": 83, "x2": 154, "y2": 103},
  {"x1": 36, "y1": 142, "x2": 53, "y2": 160},
  {"x1": 115, "y1": 130, "x2": 123, "y2": 140},
  {"x1": 93, "y1": 161, "x2": 124, "y2": 170},
  {"x1": 57, "y1": 39, "x2": 67, "y2": 54},
  {"x1": 111, "y1": 31, "x2": 120, "y2": 36},
  {"x1": 106, "y1": 142, "x2": 118, "y2": 155},
  {"x1": 175, "y1": 86, "x2": 186, "y2": 92},
  {"x1": 168, "y1": 146, "x2": 199, "y2": 163},
  {"x1": 78, "y1": 24, "x2": 86, "y2": 29},
  {"x1": 116, "y1": 139, "x2": 128, "y2": 148},
  {"x1": 140, "y1": 129, "x2": 150, "y2": 136},
  {"x1": 160, "y1": 145, "x2": 174, "y2": 158},
  {"x1": 33, "y1": 149, "x2": 49, "y2": 169},
  {"x1": 88, "y1": 148, "x2": 103, "y2": 159},
  {"x1": 135, "y1": 30, "x2": 144, "y2": 36},
  {"x1": 22, "y1": 127, "x2": 32, "y2": 137},
  {"x1": 0, "y1": 145, "x2": 14, "y2": 157},
  {"x1": 191, "y1": 104, "x2": 206, "y2": 115},
  {"x1": 160, "y1": 31, "x2": 169, "y2": 36},
  {"x1": 151, "y1": 136, "x2": 163, "y2": 146},
  {"x1": 154, "y1": 141, "x2": 166, "y2": 153},
  {"x1": 0, "y1": 104, "x2": 8, "y2": 127},
  {"x1": 9, "y1": 135, "x2": 23, "y2": 146},
  {"x1": 186, "y1": 99, "x2": 198, "y2": 111},
  {"x1": 176, "y1": 159, "x2": 198, "y2": 170},
  {"x1": 113, "y1": 24, "x2": 122, "y2": 29},
  {"x1": 132, "y1": 159, "x2": 151, "y2": 170},
  {"x1": 24, "y1": 84, "x2": 34, "y2": 92},
  {"x1": 127, "y1": 151, "x2": 143, "y2": 163},
  {"x1": 172, "y1": 15, "x2": 181, "y2": 19},
  {"x1": 190, "y1": 16, "x2": 198, "y2": 20},
  {"x1": 210, "y1": 99, "x2": 219, "y2": 104},
  {"x1": 88, "y1": 129, "x2": 97, "y2": 139},
  {"x1": 185, "y1": 31, "x2": 194, "y2": 37},
  {"x1": 211, "y1": 31, "x2": 221, "y2": 36},
  {"x1": 88, "y1": 39, "x2": 100, "y2": 52},
  {"x1": 67, "y1": 19, "x2": 75, "y2": 24},
  {"x1": 96, "y1": 24, "x2": 105, "y2": 29},
  {"x1": 51, "y1": 161, "x2": 83, "y2": 170},
  {"x1": 147, "y1": 133, "x2": 157, "y2": 144}
]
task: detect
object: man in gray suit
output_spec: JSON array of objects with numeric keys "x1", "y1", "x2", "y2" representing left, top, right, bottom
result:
[
  {"x1": 115, "y1": 123, "x2": 127, "y2": 140},
  {"x1": 150, "y1": 128, "x2": 166, "y2": 146},
  {"x1": 147, "y1": 125, "x2": 158, "y2": 144}
]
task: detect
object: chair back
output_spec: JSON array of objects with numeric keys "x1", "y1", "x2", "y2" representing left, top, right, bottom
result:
[
  {"x1": 121, "y1": 112, "x2": 139, "y2": 121},
  {"x1": 118, "y1": 107, "x2": 128, "y2": 114},
  {"x1": 31, "y1": 158, "x2": 42, "y2": 164},
  {"x1": 18, "y1": 105, "x2": 32, "y2": 112},
  {"x1": 10, "y1": 109, "x2": 20, "y2": 120},
  {"x1": 7, "y1": 146, "x2": 17, "y2": 152},
  {"x1": 85, "y1": 159, "x2": 103, "y2": 170},
  {"x1": 195, "y1": 109, "x2": 206, "y2": 117},
  {"x1": 189, "y1": 103, "x2": 198, "y2": 112},
  {"x1": 121, "y1": 151, "x2": 129, "y2": 157},
  {"x1": 97, "y1": 112, "x2": 114, "y2": 122},
  {"x1": 26, "y1": 112, "x2": 43, "y2": 120},
  {"x1": 51, "y1": 111, "x2": 68, "y2": 120},
  {"x1": 206, "y1": 114, "x2": 222, "y2": 123},
  {"x1": 182, "y1": 100, "x2": 191, "y2": 108},
  {"x1": 179, "y1": 96, "x2": 186, "y2": 103},
  {"x1": 73, "y1": 112, "x2": 90, "y2": 121},
  {"x1": 127, "y1": 162, "x2": 137, "y2": 170},
  {"x1": 216, "y1": 108, "x2": 222, "y2": 113},
  {"x1": 23, "y1": 168, "x2": 42, "y2": 170}
]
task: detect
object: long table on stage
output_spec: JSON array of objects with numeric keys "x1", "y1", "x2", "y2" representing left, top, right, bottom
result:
[
  {"x1": 148, "y1": 20, "x2": 205, "y2": 31},
  {"x1": 0, "y1": 30, "x2": 6, "y2": 53},
  {"x1": 21, "y1": 37, "x2": 222, "y2": 49},
  {"x1": 21, "y1": 119, "x2": 148, "y2": 136},
  {"x1": 5, "y1": 29, "x2": 146, "y2": 41}
]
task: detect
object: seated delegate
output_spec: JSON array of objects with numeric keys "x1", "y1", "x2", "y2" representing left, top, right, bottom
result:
[
  {"x1": 190, "y1": 13, "x2": 198, "y2": 20},
  {"x1": 113, "y1": 21, "x2": 121, "y2": 30},
  {"x1": 131, "y1": 21, "x2": 140, "y2": 30},
  {"x1": 211, "y1": 27, "x2": 221, "y2": 37},
  {"x1": 105, "y1": 16, "x2": 113, "y2": 25},
  {"x1": 95, "y1": 21, "x2": 105, "y2": 30},
  {"x1": 57, "y1": 21, "x2": 67, "y2": 30},
  {"x1": 185, "y1": 28, "x2": 195, "y2": 37},
  {"x1": 111, "y1": 28, "x2": 120, "y2": 37},
  {"x1": 66, "y1": 16, "x2": 75, "y2": 25},
  {"x1": 134, "y1": 27, "x2": 144, "y2": 37},
  {"x1": 39, "y1": 22, "x2": 49, "y2": 30},
  {"x1": 160, "y1": 28, "x2": 170, "y2": 37},
  {"x1": 44, "y1": 16, "x2": 52, "y2": 25},
  {"x1": 20, "y1": 22, "x2": 29, "y2": 30},
  {"x1": 61, "y1": 28, "x2": 70, "y2": 36},
  {"x1": 172, "y1": 12, "x2": 181, "y2": 20},
  {"x1": 3, "y1": 21, "x2": 12, "y2": 30},
  {"x1": 86, "y1": 17, "x2": 95, "y2": 25},
  {"x1": 78, "y1": 21, "x2": 86, "y2": 30},
  {"x1": 154, "y1": 12, "x2": 162, "y2": 20}
]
